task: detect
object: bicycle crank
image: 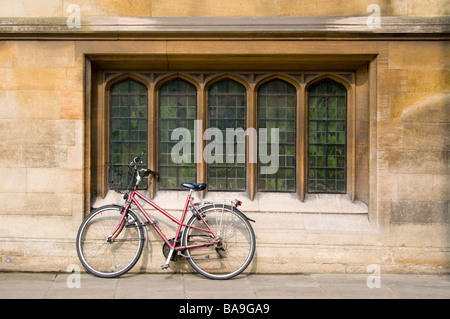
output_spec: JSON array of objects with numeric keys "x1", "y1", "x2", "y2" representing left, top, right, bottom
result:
[{"x1": 162, "y1": 238, "x2": 181, "y2": 262}]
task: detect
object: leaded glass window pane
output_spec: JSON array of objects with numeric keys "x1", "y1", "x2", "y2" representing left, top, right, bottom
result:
[
  {"x1": 109, "y1": 78, "x2": 148, "y2": 190},
  {"x1": 208, "y1": 79, "x2": 246, "y2": 191},
  {"x1": 308, "y1": 79, "x2": 346, "y2": 193},
  {"x1": 159, "y1": 78, "x2": 197, "y2": 189},
  {"x1": 257, "y1": 79, "x2": 296, "y2": 192}
]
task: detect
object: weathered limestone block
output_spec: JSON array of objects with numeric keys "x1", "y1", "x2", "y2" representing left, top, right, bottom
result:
[
  {"x1": 397, "y1": 173, "x2": 449, "y2": 201},
  {"x1": 390, "y1": 93, "x2": 450, "y2": 122},
  {"x1": 0, "y1": 68, "x2": 66, "y2": 91},
  {"x1": 4, "y1": 90, "x2": 61, "y2": 120},
  {"x1": 0, "y1": 41, "x2": 13, "y2": 68},
  {"x1": 403, "y1": 123, "x2": 449, "y2": 151},
  {"x1": 13, "y1": 41, "x2": 75, "y2": 68},
  {"x1": 407, "y1": 69, "x2": 450, "y2": 93},
  {"x1": 389, "y1": 41, "x2": 450, "y2": 69},
  {"x1": 0, "y1": 119, "x2": 75, "y2": 146},
  {"x1": 390, "y1": 200, "x2": 448, "y2": 224},
  {"x1": 17, "y1": 145, "x2": 68, "y2": 168},
  {"x1": 388, "y1": 149, "x2": 448, "y2": 174}
]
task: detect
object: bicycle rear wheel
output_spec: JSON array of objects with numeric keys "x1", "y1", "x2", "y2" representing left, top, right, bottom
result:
[
  {"x1": 181, "y1": 205, "x2": 255, "y2": 280},
  {"x1": 76, "y1": 205, "x2": 145, "y2": 278}
]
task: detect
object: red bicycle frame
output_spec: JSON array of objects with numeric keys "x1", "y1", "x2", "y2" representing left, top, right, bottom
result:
[{"x1": 109, "y1": 188, "x2": 219, "y2": 254}]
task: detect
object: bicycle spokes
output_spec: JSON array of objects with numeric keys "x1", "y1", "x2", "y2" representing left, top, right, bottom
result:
[
  {"x1": 182, "y1": 204, "x2": 255, "y2": 279},
  {"x1": 76, "y1": 206, "x2": 145, "y2": 278}
]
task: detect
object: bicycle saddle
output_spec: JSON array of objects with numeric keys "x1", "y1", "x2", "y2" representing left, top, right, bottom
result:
[{"x1": 181, "y1": 183, "x2": 207, "y2": 191}]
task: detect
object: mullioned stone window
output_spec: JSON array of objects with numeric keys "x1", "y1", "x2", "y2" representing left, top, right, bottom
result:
[{"x1": 99, "y1": 71, "x2": 359, "y2": 203}]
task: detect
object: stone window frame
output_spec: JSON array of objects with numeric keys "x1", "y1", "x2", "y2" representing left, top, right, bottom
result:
[{"x1": 94, "y1": 71, "x2": 358, "y2": 203}]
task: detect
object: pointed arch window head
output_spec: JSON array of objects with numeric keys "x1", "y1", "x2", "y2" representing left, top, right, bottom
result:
[
  {"x1": 158, "y1": 78, "x2": 197, "y2": 189},
  {"x1": 109, "y1": 77, "x2": 148, "y2": 190},
  {"x1": 308, "y1": 78, "x2": 347, "y2": 193}
]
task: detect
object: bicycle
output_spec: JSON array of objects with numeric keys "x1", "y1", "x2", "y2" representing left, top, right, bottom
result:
[{"x1": 76, "y1": 153, "x2": 256, "y2": 280}]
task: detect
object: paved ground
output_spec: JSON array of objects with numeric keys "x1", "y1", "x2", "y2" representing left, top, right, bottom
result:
[{"x1": 0, "y1": 272, "x2": 448, "y2": 299}]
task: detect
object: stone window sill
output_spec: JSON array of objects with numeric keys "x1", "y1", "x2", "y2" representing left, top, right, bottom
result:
[{"x1": 92, "y1": 190, "x2": 368, "y2": 215}]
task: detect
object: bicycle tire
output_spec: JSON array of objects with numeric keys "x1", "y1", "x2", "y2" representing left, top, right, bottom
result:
[
  {"x1": 181, "y1": 204, "x2": 255, "y2": 280},
  {"x1": 76, "y1": 205, "x2": 145, "y2": 278}
]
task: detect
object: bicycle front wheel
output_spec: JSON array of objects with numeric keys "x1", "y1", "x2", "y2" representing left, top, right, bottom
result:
[
  {"x1": 76, "y1": 205, "x2": 145, "y2": 278},
  {"x1": 182, "y1": 205, "x2": 255, "y2": 280}
]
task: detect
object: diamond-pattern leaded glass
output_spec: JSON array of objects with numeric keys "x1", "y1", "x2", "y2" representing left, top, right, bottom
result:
[
  {"x1": 208, "y1": 79, "x2": 246, "y2": 191},
  {"x1": 308, "y1": 79, "x2": 346, "y2": 193},
  {"x1": 257, "y1": 79, "x2": 296, "y2": 192},
  {"x1": 159, "y1": 78, "x2": 197, "y2": 189},
  {"x1": 109, "y1": 78, "x2": 148, "y2": 190}
]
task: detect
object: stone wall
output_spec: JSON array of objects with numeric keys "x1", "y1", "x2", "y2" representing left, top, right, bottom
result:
[
  {"x1": 0, "y1": 0, "x2": 448, "y2": 274},
  {"x1": 0, "y1": 0, "x2": 448, "y2": 17},
  {"x1": 0, "y1": 39, "x2": 83, "y2": 271},
  {"x1": 383, "y1": 42, "x2": 449, "y2": 227}
]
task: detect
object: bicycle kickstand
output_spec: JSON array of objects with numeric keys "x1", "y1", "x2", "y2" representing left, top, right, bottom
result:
[{"x1": 161, "y1": 247, "x2": 174, "y2": 269}]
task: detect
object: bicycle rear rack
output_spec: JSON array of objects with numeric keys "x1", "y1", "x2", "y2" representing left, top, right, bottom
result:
[
  {"x1": 193, "y1": 198, "x2": 255, "y2": 223},
  {"x1": 194, "y1": 198, "x2": 242, "y2": 209}
]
